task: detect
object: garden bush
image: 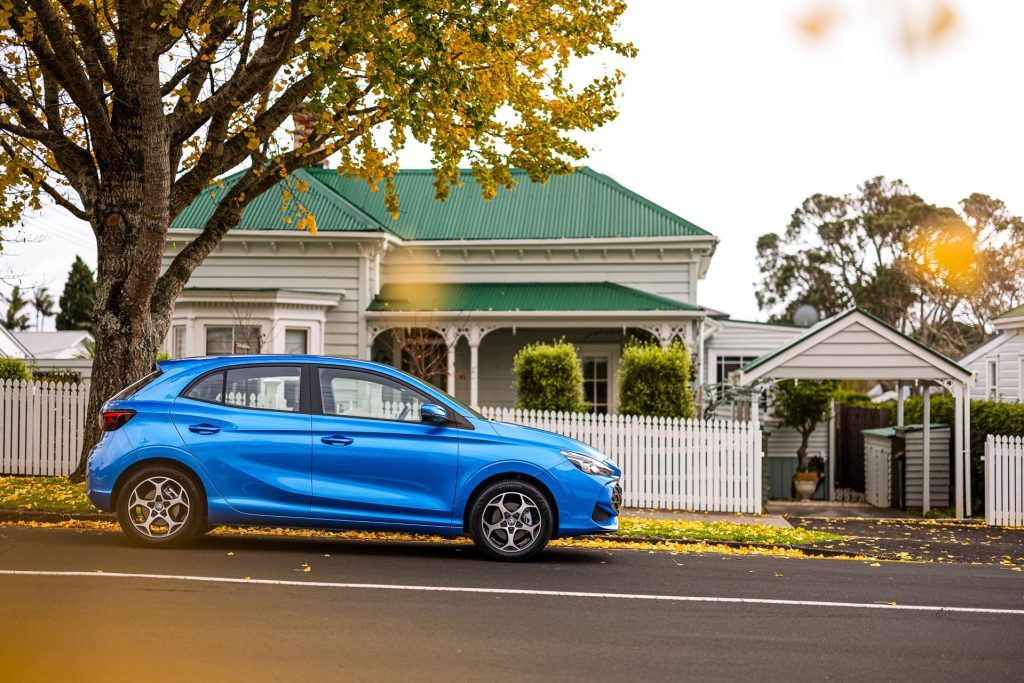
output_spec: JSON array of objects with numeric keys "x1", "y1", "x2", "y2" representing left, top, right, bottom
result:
[
  {"x1": 512, "y1": 340, "x2": 589, "y2": 412},
  {"x1": 883, "y1": 394, "x2": 1024, "y2": 512},
  {"x1": 0, "y1": 357, "x2": 30, "y2": 381},
  {"x1": 617, "y1": 341, "x2": 694, "y2": 418}
]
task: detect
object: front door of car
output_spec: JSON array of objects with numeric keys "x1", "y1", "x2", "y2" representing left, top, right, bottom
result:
[
  {"x1": 171, "y1": 364, "x2": 312, "y2": 517},
  {"x1": 310, "y1": 366, "x2": 460, "y2": 528}
]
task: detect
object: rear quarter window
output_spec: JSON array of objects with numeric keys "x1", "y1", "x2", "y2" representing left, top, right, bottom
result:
[{"x1": 111, "y1": 371, "x2": 162, "y2": 400}]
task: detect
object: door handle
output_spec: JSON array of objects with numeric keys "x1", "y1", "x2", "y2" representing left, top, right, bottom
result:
[
  {"x1": 321, "y1": 434, "x2": 354, "y2": 446},
  {"x1": 189, "y1": 423, "x2": 221, "y2": 435}
]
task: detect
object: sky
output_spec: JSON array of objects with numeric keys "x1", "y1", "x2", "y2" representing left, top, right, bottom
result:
[{"x1": 3, "y1": 0, "x2": 1024, "y2": 329}]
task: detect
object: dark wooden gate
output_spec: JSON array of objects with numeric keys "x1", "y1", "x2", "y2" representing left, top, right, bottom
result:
[{"x1": 835, "y1": 404, "x2": 891, "y2": 491}]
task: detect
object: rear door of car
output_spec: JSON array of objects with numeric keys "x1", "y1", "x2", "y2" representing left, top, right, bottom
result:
[{"x1": 170, "y1": 363, "x2": 312, "y2": 518}]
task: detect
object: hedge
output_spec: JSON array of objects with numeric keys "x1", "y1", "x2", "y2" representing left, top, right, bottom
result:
[
  {"x1": 512, "y1": 340, "x2": 589, "y2": 412},
  {"x1": 617, "y1": 341, "x2": 695, "y2": 418},
  {"x1": 883, "y1": 395, "x2": 1024, "y2": 511},
  {"x1": 0, "y1": 357, "x2": 30, "y2": 381}
]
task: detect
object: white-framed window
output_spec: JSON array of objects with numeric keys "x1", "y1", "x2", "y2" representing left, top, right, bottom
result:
[
  {"x1": 716, "y1": 356, "x2": 758, "y2": 384},
  {"x1": 578, "y1": 344, "x2": 619, "y2": 414},
  {"x1": 171, "y1": 325, "x2": 187, "y2": 359},
  {"x1": 986, "y1": 358, "x2": 999, "y2": 400},
  {"x1": 206, "y1": 326, "x2": 262, "y2": 355},
  {"x1": 285, "y1": 328, "x2": 309, "y2": 355}
]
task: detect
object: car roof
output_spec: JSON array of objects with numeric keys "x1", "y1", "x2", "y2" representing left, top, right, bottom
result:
[{"x1": 156, "y1": 354, "x2": 394, "y2": 374}]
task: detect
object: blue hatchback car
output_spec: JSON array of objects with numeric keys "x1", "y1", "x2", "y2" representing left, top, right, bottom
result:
[{"x1": 86, "y1": 355, "x2": 622, "y2": 561}]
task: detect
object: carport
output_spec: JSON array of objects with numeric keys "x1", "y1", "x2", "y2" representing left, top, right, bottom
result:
[{"x1": 734, "y1": 307, "x2": 974, "y2": 518}]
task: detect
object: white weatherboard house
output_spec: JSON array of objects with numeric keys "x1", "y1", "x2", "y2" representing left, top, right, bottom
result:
[
  {"x1": 162, "y1": 167, "x2": 813, "y2": 493},
  {"x1": 960, "y1": 304, "x2": 1024, "y2": 403}
]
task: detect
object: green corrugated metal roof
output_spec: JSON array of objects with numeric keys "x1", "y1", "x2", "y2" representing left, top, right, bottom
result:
[
  {"x1": 368, "y1": 282, "x2": 703, "y2": 312},
  {"x1": 171, "y1": 168, "x2": 381, "y2": 234},
  {"x1": 996, "y1": 304, "x2": 1024, "y2": 320},
  {"x1": 172, "y1": 166, "x2": 712, "y2": 241}
]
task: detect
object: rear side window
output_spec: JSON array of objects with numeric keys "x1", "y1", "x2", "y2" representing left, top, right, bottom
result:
[
  {"x1": 185, "y1": 372, "x2": 224, "y2": 403},
  {"x1": 111, "y1": 371, "x2": 162, "y2": 400},
  {"x1": 225, "y1": 366, "x2": 302, "y2": 412}
]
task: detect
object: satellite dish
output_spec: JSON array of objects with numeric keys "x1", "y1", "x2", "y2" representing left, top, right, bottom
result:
[{"x1": 793, "y1": 304, "x2": 820, "y2": 327}]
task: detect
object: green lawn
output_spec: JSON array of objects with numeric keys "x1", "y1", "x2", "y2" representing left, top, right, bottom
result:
[
  {"x1": 617, "y1": 517, "x2": 842, "y2": 545},
  {"x1": 0, "y1": 476, "x2": 843, "y2": 546},
  {"x1": 0, "y1": 476, "x2": 95, "y2": 514}
]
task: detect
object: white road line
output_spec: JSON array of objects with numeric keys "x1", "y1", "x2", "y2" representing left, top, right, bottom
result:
[{"x1": 1, "y1": 569, "x2": 1021, "y2": 615}]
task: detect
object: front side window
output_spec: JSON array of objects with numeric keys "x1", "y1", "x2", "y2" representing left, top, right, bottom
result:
[
  {"x1": 225, "y1": 366, "x2": 301, "y2": 412},
  {"x1": 206, "y1": 326, "x2": 262, "y2": 355},
  {"x1": 319, "y1": 368, "x2": 428, "y2": 422}
]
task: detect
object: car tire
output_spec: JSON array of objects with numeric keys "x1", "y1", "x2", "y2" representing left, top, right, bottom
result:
[
  {"x1": 116, "y1": 464, "x2": 205, "y2": 549},
  {"x1": 468, "y1": 480, "x2": 554, "y2": 562}
]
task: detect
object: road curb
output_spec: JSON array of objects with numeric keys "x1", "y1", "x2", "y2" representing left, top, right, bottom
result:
[
  {"x1": 0, "y1": 509, "x2": 851, "y2": 557},
  {"x1": 0, "y1": 510, "x2": 115, "y2": 523}
]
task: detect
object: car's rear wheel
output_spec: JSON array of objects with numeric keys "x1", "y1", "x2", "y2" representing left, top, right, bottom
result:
[
  {"x1": 116, "y1": 465, "x2": 204, "y2": 548},
  {"x1": 468, "y1": 480, "x2": 553, "y2": 561}
]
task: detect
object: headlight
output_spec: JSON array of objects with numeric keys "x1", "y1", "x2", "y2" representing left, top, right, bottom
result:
[{"x1": 561, "y1": 450, "x2": 614, "y2": 477}]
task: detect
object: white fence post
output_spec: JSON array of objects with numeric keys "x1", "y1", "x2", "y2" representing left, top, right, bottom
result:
[
  {"x1": 480, "y1": 406, "x2": 764, "y2": 514},
  {"x1": 986, "y1": 434, "x2": 1024, "y2": 527}
]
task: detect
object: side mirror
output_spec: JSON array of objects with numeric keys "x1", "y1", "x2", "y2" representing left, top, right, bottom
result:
[{"x1": 420, "y1": 403, "x2": 450, "y2": 424}]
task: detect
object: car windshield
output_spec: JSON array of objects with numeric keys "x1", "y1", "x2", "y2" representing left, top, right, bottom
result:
[{"x1": 427, "y1": 385, "x2": 486, "y2": 420}]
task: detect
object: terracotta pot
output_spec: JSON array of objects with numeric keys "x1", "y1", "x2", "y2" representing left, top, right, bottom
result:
[{"x1": 793, "y1": 473, "x2": 819, "y2": 500}]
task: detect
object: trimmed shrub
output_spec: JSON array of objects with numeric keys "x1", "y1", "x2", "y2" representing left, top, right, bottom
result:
[
  {"x1": 617, "y1": 341, "x2": 695, "y2": 418},
  {"x1": 773, "y1": 379, "x2": 840, "y2": 470},
  {"x1": 882, "y1": 395, "x2": 1024, "y2": 512},
  {"x1": 512, "y1": 340, "x2": 589, "y2": 412},
  {"x1": 0, "y1": 356, "x2": 30, "y2": 381}
]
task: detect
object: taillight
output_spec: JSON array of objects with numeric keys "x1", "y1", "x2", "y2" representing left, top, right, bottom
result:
[{"x1": 99, "y1": 409, "x2": 136, "y2": 431}]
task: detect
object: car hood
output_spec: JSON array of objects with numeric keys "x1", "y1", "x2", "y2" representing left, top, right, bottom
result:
[{"x1": 488, "y1": 421, "x2": 620, "y2": 474}]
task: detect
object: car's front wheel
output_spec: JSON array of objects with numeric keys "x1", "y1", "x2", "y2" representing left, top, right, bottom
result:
[
  {"x1": 468, "y1": 480, "x2": 554, "y2": 561},
  {"x1": 116, "y1": 465, "x2": 204, "y2": 548}
]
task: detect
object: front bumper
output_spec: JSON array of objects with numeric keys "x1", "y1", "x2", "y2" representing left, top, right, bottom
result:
[{"x1": 547, "y1": 461, "x2": 620, "y2": 536}]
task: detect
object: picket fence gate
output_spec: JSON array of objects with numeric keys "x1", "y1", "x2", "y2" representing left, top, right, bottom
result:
[
  {"x1": 1, "y1": 379, "x2": 90, "y2": 477},
  {"x1": 985, "y1": 435, "x2": 1024, "y2": 527},
  {"x1": 481, "y1": 407, "x2": 764, "y2": 513}
]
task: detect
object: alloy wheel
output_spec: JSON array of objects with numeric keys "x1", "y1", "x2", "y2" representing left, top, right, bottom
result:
[
  {"x1": 126, "y1": 476, "x2": 191, "y2": 538},
  {"x1": 480, "y1": 491, "x2": 543, "y2": 553}
]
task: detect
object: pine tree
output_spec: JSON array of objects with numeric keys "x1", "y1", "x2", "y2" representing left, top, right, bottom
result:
[{"x1": 56, "y1": 257, "x2": 96, "y2": 331}]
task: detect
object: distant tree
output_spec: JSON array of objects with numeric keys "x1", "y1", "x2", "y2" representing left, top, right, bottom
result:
[
  {"x1": 756, "y1": 177, "x2": 1024, "y2": 356},
  {"x1": 772, "y1": 380, "x2": 840, "y2": 472},
  {"x1": 56, "y1": 257, "x2": 95, "y2": 332},
  {"x1": 2, "y1": 285, "x2": 31, "y2": 331},
  {"x1": 31, "y1": 286, "x2": 54, "y2": 330}
]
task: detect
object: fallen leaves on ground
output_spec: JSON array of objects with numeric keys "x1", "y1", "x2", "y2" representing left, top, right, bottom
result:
[
  {"x1": 0, "y1": 476, "x2": 94, "y2": 514},
  {"x1": 617, "y1": 517, "x2": 842, "y2": 546}
]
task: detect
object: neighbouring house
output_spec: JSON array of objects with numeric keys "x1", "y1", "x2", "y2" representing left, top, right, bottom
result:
[
  {"x1": 13, "y1": 331, "x2": 93, "y2": 360},
  {"x1": 0, "y1": 330, "x2": 95, "y2": 381},
  {"x1": 960, "y1": 304, "x2": 1024, "y2": 403},
  {"x1": 0, "y1": 325, "x2": 31, "y2": 359}
]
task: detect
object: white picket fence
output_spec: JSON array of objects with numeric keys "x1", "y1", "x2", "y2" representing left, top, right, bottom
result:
[
  {"x1": 985, "y1": 435, "x2": 1024, "y2": 527},
  {"x1": 0, "y1": 379, "x2": 90, "y2": 477},
  {"x1": 481, "y1": 407, "x2": 764, "y2": 513}
]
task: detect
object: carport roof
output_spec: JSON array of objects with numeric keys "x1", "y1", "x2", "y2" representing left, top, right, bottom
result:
[{"x1": 736, "y1": 307, "x2": 972, "y2": 385}]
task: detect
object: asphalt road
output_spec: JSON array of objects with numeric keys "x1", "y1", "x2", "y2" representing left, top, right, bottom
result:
[{"x1": 1, "y1": 526, "x2": 1022, "y2": 682}]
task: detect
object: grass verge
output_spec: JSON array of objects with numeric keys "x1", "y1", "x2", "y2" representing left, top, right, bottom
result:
[{"x1": 0, "y1": 476, "x2": 93, "y2": 514}]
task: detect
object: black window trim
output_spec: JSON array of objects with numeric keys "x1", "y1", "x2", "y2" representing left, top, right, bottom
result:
[
  {"x1": 312, "y1": 365, "x2": 473, "y2": 429},
  {"x1": 179, "y1": 363, "x2": 310, "y2": 414}
]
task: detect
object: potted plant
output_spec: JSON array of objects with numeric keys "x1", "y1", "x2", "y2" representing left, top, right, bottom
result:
[{"x1": 772, "y1": 379, "x2": 839, "y2": 500}]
